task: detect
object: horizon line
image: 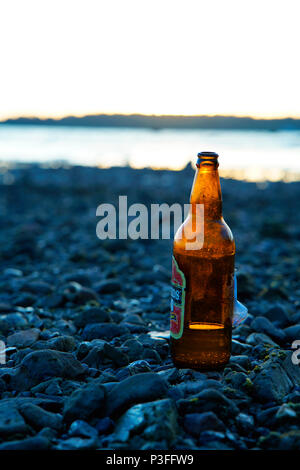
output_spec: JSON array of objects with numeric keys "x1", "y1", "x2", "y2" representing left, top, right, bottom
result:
[{"x1": 2, "y1": 112, "x2": 300, "y2": 122}]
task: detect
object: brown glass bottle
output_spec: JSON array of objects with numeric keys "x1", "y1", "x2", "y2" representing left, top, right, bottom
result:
[{"x1": 170, "y1": 152, "x2": 235, "y2": 369}]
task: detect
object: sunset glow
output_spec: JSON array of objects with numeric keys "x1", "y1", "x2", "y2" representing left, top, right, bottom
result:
[{"x1": 1, "y1": 0, "x2": 300, "y2": 120}]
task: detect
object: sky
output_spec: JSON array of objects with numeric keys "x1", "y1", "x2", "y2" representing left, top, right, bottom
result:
[{"x1": 0, "y1": 0, "x2": 300, "y2": 120}]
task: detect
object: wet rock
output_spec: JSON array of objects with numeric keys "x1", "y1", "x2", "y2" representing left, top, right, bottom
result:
[
  {"x1": 106, "y1": 372, "x2": 168, "y2": 417},
  {"x1": 63, "y1": 383, "x2": 106, "y2": 422},
  {"x1": 184, "y1": 412, "x2": 226, "y2": 436}
]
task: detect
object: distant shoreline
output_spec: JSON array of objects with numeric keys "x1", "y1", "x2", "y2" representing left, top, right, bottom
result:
[{"x1": 1, "y1": 114, "x2": 300, "y2": 131}]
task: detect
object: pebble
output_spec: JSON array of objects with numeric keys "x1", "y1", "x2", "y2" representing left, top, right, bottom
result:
[
  {"x1": 1, "y1": 164, "x2": 300, "y2": 449},
  {"x1": 63, "y1": 383, "x2": 106, "y2": 422}
]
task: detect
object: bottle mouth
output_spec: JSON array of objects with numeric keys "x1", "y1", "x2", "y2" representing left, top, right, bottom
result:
[{"x1": 196, "y1": 151, "x2": 219, "y2": 167}]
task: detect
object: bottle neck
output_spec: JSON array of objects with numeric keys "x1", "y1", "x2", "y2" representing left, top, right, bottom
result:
[{"x1": 190, "y1": 161, "x2": 223, "y2": 220}]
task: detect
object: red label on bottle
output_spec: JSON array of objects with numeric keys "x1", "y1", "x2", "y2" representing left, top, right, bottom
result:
[{"x1": 170, "y1": 255, "x2": 186, "y2": 339}]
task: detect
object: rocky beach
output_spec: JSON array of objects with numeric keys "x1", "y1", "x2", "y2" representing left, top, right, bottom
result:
[{"x1": 0, "y1": 163, "x2": 300, "y2": 450}]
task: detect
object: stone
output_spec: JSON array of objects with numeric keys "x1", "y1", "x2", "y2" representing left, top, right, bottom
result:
[
  {"x1": 63, "y1": 282, "x2": 100, "y2": 304},
  {"x1": 283, "y1": 324, "x2": 300, "y2": 342},
  {"x1": 7, "y1": 328, "x2": 40, "y2": 348},
  {"x1": 0, "y1": 436, "x2": 50, "y2": 450},
  {"x1": 236, "y1": 412, "x2": 255, "y2": 432},
  {"x1": 55, "y1": 437, "x2": 98, "y2": 450},
  {"x1": 246, "y1": 332, "x2": 279, "y2": 348},
  {"x1": 265, "y1": 306, "x2": 290, "y2": 328},
  {"x1": 73, "y1": 307, "x2": 111, "y2": 328},
  {"x1": 82, "y1": 323, "x2": 129, "y2": 341},
  {"x1": 19, "y1": 402, "x2": 63, "y2": 430},
  {"x1": 229, "y1": 355, "x2": 251, "y2": 370},
  {"x1": 224, "y1": 371, "x2": 252, "y2": 391},
  {"x1": 106, "y1": 372, "x2": 168, "y2": 417},
  {"x1": 122, "y1": 339, "x2": 144, "y2": 361},
  {"x1": 252, "y1": 353, "x2": 293, "y2": 403},
  {"x1": 158, "y1": 368, "x2": 180, "y2": 384},
  {"x1": 63, "y1": 383, "x2": 106, "y2": 422},
  {"x1": 81, "y1": 340, "x2": 128, "y2": 368},
  {"x1": 275, "y1": 404, "x2": 297, "y2": 421},
  {"x1": 256, "y1": 406, "x2": 279, "y2": 427},
  {"x1": 8, "y1": 349, "x2": 86, "y2": 391},
  {"x1": 184, "y1": 412, "x2": 226, "y2": 436},
  {"x1": 95, "y1": 417, "x2": 114, "y2": 434},
  {"x1": 1, "y1": 313, "x2": 28, "y2": 330},
  {"x1": 95, "y1": 279, "x2": 121, "y2": 294},
  {"x1": 68, "y1": 420, "x2": 98, "y2": 438},
  {"x1": 20, "y1": 349, "x2": 86, "y2": 383},
  {"x1": 250, "y1": 316, "x2": 286, "y2": 343},
  {"x1": 231, "y1": 339, "x2": 252, "y2": 355},
  {"x1": 0, "y1": 401, "x2": 28, "y2": 436},
  {"x1": 32, "y1": 335, "x2": 76, "y2": 352},
  {"x1": 178, "y1": 389, "x2": 239, "y2": 419},
  {"x1": 128, "y1": 360, "x2": 152, "y2": 375},
  {"x1": 23, "y1": 281, "x2": 53, "y2": 295},
  {"x1": 113, "y1": 398, "x2": 177, "y2": 445}
]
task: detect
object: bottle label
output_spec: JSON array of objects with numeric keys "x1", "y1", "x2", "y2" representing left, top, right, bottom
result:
[{"x1": 170, "y1": 255, "x2": 186, "y2": 339}]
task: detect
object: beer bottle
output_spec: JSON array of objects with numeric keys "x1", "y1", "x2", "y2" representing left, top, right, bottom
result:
[{"x1": 170, "y1": 151, "x2": 235, "y2": 369}]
